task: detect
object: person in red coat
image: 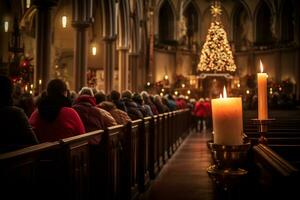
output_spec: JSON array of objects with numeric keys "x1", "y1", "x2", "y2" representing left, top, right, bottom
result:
[
  {"x1": 194, "y1": 98, "x2": 207, "y2": 132},
  {"x1": 29, "y1": 79, "x2": 85, "y2": 142},
  {"x1": 204, "y1": 98, "x2": 212, "y2": 130}
]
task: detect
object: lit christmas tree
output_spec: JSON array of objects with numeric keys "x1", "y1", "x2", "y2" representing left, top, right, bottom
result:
[{"x1": 198, "y1": 1, "x2": 236, "y2": 72}]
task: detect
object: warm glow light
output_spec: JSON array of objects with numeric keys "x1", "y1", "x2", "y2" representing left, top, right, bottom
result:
[
  {"x1": 147, "y1": 82, "x2": 150, "y2": 86},
  {"x1": 92, "y1": 46, "x2": 97, "y2": 55},
  {"x1": 187, "y1": 90, "x2": 191, "y2": 95},
  {"x1": 246, "y1": 90, "x2": 250, "y2": 94},
  {"x1": 223, "y1": 86, "x2": 227, "y2": 98},
  {"x1": 25, "y1": 85, "x2": 28, "y2": 91},
  {"x1": 30, "y1": 84, "x2": 33, "y2": 89},
  {"x1": 161, "y1": 88, "x2": 165, "y2": 92},
  {"x1": 185, "y1": 96, "x2": 189, "y2": 99},
  {"x1": 62, "y1": 16, "x2": 67, "y2": 28},
  {"x1": 174, "y1": 91, "x2": 178, "y2": 95},
  {"x1": 29, "y1": 90, "x2": 33, "y2": 94},
  {"x1": 26, "y1": 0, "x2": 31, "y2": 8},
  {"x1": 164, "y1": 75, "x2": 168, "y2": 80},
  {"x1": 237, "y1": 83, "x2": 240, "y2": 88},
  {"x1": 220, "y1": 94, "x2": 222, "y2": 98},
  {"x1": 39, "y1": 79, "x2": 42, "y2": 85},
  {"x1": 260, "y1": 60, "x2": 264, "y2": 73},
  {"x1": 279, "y1": 87, "x2": 282, "y2": 91},
  {"x1": 4, "y1": 21, "x2": 8, "y2": 32},
  {"x1": 181, "y1": 84, "x2": 185, "y2": 88},
  {"x1": 160, "y1": 92, "x2": 163, "y2": 96}
]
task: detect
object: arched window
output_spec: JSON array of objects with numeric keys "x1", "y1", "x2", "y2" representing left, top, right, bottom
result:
[
  {"x1": 183, "y1": 2, "x2": 198, "y2": 48},
  {"x1": 159, "y1": 1, "x2": 174, "y2": 43},
  {"x1": 281, "y1": 0, "x2": 294, "y2": 42},
  {"x1": 256, "y1": 1, "x2": 273, "y2": 45},
  {"x1": 233, "y1": 2, "x2": 251, "y2": 50}
]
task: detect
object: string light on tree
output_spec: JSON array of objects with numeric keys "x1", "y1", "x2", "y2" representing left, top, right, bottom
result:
[{"x1": 198, "y1": 0, "x2": 236, "y2": 73}]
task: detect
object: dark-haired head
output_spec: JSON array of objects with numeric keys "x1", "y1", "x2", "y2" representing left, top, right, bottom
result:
[
  {"x1": 0, "y1": 75, "x2": 13, "y2": 106},
  {"x1": 38, "y1": 79, "x2": 70, "y2": 121},
  {"x1": 47, "y1": 79, "x2": 67, "y2": 98},
  {"x1": 132, "y1": 93, "x2": 143, "y2": 105},
  {"x1": 110, "y1": 90, "x2": 120, "y2": 101},
  {"x1": 94, "y1": 91, "x2": 106, "y2": 104}
]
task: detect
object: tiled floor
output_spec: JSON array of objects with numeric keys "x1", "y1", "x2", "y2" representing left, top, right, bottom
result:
[{"x1": 141, "y1": 130, "x2": 218, "y2": 200}]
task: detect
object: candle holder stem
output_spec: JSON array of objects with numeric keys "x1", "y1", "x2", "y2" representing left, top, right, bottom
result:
[{"x1": 251, "y1": 119, "x2": 275, "y2": 145}]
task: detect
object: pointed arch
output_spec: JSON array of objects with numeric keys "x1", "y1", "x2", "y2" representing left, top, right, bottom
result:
[
  {"x1": 231, "y1": 1, "x2": 252, "y2": 50},
  {"x1": 155, "y1": 0, "x2": 176, "y2": 43},
  {"x1": 118, "y1": 0, "x2": 129, "y2": 48},
  {"x1": 280, "y1": 0, "x2": 294, "y2": 42},
  {"x1": 182, "y1": 0, "x2": 201, "y2": 48},
  {"x1": 254, "y1": 0, "x2": 274, "y2": 44},
  {"x1": 100, "y1": 0, "x2": 114, "y2": 38}
]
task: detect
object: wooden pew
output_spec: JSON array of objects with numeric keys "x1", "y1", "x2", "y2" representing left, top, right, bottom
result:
[
  {"x1": 59, "y1": 130, "x2": 104, "y2": 200},
  {"x1": 89, "y1": 125, "x2": 124, "y2": 200},
  {"x1": 163, "y1": 113, "x2": 169, "y2": 162},
  {"x1": 268, "y1": 144, "x2": 300, "y2": 169},
  {"x1": 149, "y1": 115, "x2": 159, "y2": 179},
  {"x1": 251, "y1": 144, "x2": 299, "y2": 199},
  {"x1": 124, "y1": 119, "x2": 143, "y2": 200},
  {"x1": 0, "y1": 130, "x2": 104, "y2": 200},
  {"x1": 167, "y1": 112, "x2": 174, "y2": 157},
  {"x1": 158, "y1": 114, "x2": 164, "y2": 167},
  {"x1": 0, "y1": 142, "x2": 61, "y2": 200},
  {"x1": 138, "y1": 116, "x2": 151, "y2": 192}
]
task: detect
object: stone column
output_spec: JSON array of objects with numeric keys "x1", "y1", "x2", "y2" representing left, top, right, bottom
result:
[
  {"x1": 148, "y1": 8, "x2": 155, "y2": 83},
  {"x1": 118, "y1": 47, "x2": 129, "y2": 92},
  {"x1": 72, "y1": 0, "x2": 92, "y2": 92},
  {"x1": 296, "y1": 49, "x2": 300, "y2": 100},
  {"x1": 72, "y1": 23, "x2": 89, "y2": 92},
  {"x1": 33, "y1": 0, "x2": 57, "y2": 92},
  {"x1": 103, "y1": 37, "x2": 116, "y2": 94},
  {"x1": 129, "y1": 53, "x2": 139, "y2": 92}
]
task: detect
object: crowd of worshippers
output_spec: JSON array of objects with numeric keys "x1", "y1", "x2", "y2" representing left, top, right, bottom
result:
[{"x1": 0, "y1": 75, "x2": 192, "y2": 153}]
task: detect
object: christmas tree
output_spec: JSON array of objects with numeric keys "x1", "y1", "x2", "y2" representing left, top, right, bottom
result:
[{"x1": 198, "y1": 1, "x2": 236, "y2": 72}]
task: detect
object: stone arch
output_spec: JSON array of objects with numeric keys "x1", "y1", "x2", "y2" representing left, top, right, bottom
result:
[
  {"x1": 254, "y1": 0, "x2": 274, "y2": 45},
  {"x1": 155, "y1": 0, "x2": 176, "y2": 43},
  {"x1": 182, "y1": 0, "x2": 201, "y2": 49},
  {"x1": 280, "y1": 0, "x2": 294, "y2": 43},
  {"x1": 231, "y1": 1, "x2": 252, "y2": 50},
  {"x1": 117, "y1": 0, "x2": 129, "y2": 48},
  {"x1": 100, "y1": 0, "x2": 114, "y2": 38}
]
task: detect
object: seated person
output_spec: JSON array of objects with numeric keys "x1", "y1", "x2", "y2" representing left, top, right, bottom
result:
[
  {"x1": 0, "y1": 75, "x2": 38, "y2": 153},
  {"x1": 29, "y1": 79, "x2": 85, "y2": 142}
]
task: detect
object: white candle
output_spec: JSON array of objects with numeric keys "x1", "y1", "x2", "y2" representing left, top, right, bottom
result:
[
  {"x1": 257, "y1": 60, "x2": 268, "y2": 120},
  {"x1": 212, "y1": 87, "x2": 243, "y2": 145}
]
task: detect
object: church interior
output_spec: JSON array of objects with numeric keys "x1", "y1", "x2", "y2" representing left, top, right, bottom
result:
[{"x1": 1, "y1": 0, "x2": 300, "y2": 199}]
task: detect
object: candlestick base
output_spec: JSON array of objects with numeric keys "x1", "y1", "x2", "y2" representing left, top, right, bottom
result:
[
  {"x1": 207, "y1": 141, "x2": 250, "y2": 194},
  {"x1": 207, "y1": 165, "x2": 248, "y2": 191},
  {"x1": 207, "y1": 141, "x2": 251, "y2": 169},
  {"x1": 251, "y1": 119, "x2": 275, "y2": 144}
]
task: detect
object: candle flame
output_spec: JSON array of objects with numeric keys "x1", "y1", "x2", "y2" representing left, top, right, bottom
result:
[
  {"x1": 223, "y1": 86, "x2": 227, "y2": 98},
  {"x1": 260, "y1": 60, "x2": 264, "y2": 73}
]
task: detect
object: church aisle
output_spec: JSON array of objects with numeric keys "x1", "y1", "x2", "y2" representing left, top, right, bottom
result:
[{"x1": 141, "y1": 130, "x2": 217, "y2": 200}]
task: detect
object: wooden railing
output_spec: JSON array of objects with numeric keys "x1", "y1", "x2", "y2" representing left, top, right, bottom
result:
[
  {"x1": 0, "y1": 109, "x2": 192, "y2": 200},
  {"x1": 251, "y1": 144, "x2": 299, "y2": 199}
]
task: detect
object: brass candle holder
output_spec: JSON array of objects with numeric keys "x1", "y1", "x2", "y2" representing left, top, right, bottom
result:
[
  {"x1": 207, "y1": 140, "x2": 251, "y2": 193},
  {"x1": 251, "y1": 119, "x2": 275, "y2": 144}
]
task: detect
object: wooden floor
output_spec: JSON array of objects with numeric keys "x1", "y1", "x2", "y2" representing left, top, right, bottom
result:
[{"x1": 141, "y1": 129, "x2": 218, "y2": 200}]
